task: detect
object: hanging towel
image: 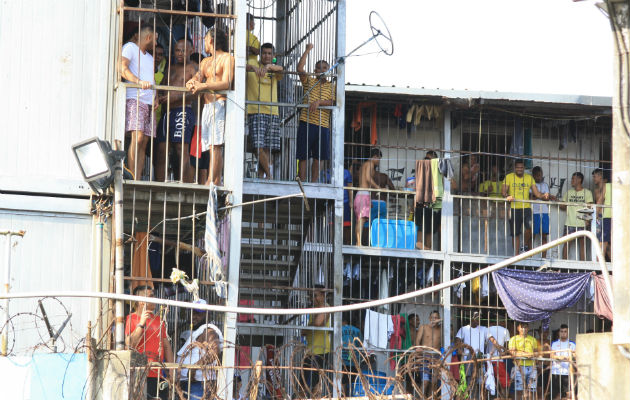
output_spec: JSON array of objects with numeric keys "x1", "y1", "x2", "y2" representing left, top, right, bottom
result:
[
  {"x1": 391, "y1": 313, "x2": 412, "y2": 370},
  {"x1": 351, "y1": 102, "x2": 378, "y2": 145},
  {"x1": 389, "y1": 315, "x2": 404, "y2": 368},
  {"x1": 364, "y1": 310, "x2": 393, "y2": 349},
  {"x1": 492, "y1": 269, "x2": 591, "y2": 329},
  {"x1": 484, "y1": 361, "x2": 496, "y2": 396},
  {"x1": 457, "y1": 364, "x2": 468, "y2": 397},
  {"x1": 415, "y1": 160, "x2": 433, "y2": 205},
  {"x1": 131, "y1": 232, "x2": 153, "y2": 291},
  {"x1": 592, "y1": 272, "x2": 613, "y2": 321},
  {"x1": 406, "y1": 104, "x2": 416, "y2": 124},
  {"x1": 439, "y1": 158, "x2": 455, "y2": 179},
  {"x1": 206, "y1": 184, "x2": 227, "y2": 298},
  {"x1": 431, "y1": 158, "x2": 443, "y2": 203},
  {"x1": 414, "y1": 105, "x2": 425, "y2": 126}
]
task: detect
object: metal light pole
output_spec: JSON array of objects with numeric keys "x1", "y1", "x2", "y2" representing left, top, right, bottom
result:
[
  {"x1": 1, "y1": 230, "x2": 25, "y2": 356},
  {"x1": 113, "y1": 160, "x2": 125, "y2": 350}
]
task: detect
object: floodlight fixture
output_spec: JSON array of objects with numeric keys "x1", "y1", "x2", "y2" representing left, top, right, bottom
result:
[{"x1": 71, "y1": 137, "x2": 125, "y2": 194}]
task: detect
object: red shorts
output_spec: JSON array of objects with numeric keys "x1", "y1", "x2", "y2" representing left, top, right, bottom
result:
[{"x1": 492, "y1": 360, "x2": 510, "y2": 388}]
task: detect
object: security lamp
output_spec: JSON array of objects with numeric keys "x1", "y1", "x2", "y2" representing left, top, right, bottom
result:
[{"x1": 72, "y1": 137, "x2": 125, "y2": 194}]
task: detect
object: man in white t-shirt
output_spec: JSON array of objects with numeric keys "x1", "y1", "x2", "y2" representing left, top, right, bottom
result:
[
  {"x1": 487, "y1": 318, "x2": 510, "y2": 396},
  {"x1": 530, "y1": 166, "x2": 556, "y2": 257},
  {"x1": 455, "y1": 312, "x2": 499, "y2": 399},
  {"x1": 120, "y1": 24, "x2": 157, "y2": 179},
  {"x1": 550, "y1": 324, "x2": 576, "y2": 400}
]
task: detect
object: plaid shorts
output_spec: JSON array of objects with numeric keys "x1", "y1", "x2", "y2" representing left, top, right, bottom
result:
[
  {"x1": 125, "y1": 99, "x2": 156, "y2": 137},
  {"x1": 248, "y1": 113, "x2": 281, "y2": 151}
]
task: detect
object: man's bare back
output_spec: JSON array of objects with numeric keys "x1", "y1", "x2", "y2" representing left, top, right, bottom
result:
[
  {"x1": 358, "y1": 161, "x2": 378, "y2": 189},
  {"x1": 415, "y1": 323, "x2": 441, "y2": 350}
]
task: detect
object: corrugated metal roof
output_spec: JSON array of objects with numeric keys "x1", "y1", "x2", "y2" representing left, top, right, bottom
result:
[{"x1": 345, "y1": 83, "x2": 612, "y2": 108}]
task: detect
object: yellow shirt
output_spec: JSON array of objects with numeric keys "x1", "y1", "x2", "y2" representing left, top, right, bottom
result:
[
  {"x1": 247, "y1": 32, "x2": 260, "y2": 65},
  {"x1": 604, "y1": 182, "x2": 612, "y2": 219},
  {"x1": 504, "y1": 173, "x2": 535, "y2": 209},
  {"x1": 479, "y1": 180, "x2": 503, "y2": 198},
  {"x1": 246, "y1": 61, "x2": 282, "y2": 115},
  {"x1": 305, "y1": 312, "x2": 331, "y2": 355},
  {"x1": 299, "y1": 76, "x2": 335, "y2": 129},
  {"x1": 509, "y1": 334, "x2": 538, "y2": 367},
  {"x1": 562, "y1": 188, "x2": 593, "y2": 227}
]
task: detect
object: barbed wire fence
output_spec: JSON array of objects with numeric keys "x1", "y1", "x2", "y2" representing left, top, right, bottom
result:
[{"x1": 0, "y1": 296, "x2": 581, "y2": 400}]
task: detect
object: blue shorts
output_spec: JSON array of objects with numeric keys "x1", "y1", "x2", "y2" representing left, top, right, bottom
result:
[
  {"x1": 598, "y1": 218, "x2": 611, "y2": 243},
  {"x1": 513, "y1": 365, "x2": 537, "y2": 391},
  {"x1": 533, "y1": 213, "x2": 549, "y2": 235},
  {"x1": 157, "y1": 106, "x2": 195, "y2": 144},
  {"x1": 296, "y1": 121, "x2": 330, "y2": 161}
]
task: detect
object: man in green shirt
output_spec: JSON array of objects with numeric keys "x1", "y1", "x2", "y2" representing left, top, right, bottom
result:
[{"x1": 560, "y1": 172, "x2": 593, "y2": 260}]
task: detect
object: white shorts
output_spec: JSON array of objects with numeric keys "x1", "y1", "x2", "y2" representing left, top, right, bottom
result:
[{"x1": 201, "y1": 100, "x2": 226, "y2": 150}]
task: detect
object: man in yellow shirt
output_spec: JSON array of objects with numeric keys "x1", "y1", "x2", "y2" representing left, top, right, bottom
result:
[
  {"x1": 592, "y1": 168, "x2": 612, "y2": 261},
  {"x1": 302, "y1": 285, "x2": 331, "y2": 394},
  {"x1": 246, "y1": 13, "x2": 260, "y2": 65},
  {"x1": 508, "y1": 321, "x2": 538, "y2": 400},
  {"x1": 246, "y1": 43, "x2": 284, "y2": 179},
  {"x1": 502, "y1": 160, "x2": 550, "y2": 255},
  {"x1": 296, "y1": 43, "x2": 336, "y2": 183},
  {"x1": 560, "y1": 172, "x2": 593, "y2": 260}
]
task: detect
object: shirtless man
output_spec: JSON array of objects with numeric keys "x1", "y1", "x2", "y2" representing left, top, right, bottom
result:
[
  {"x1": 415, "y1": 311, "x2": 442, "y2": 398},
  {"x1": 186, "y1": 28, "x2": 235, "y2": 186},
  {"x1": 353, "y1": 148, "x2": 382, "y2": 245},
  {"x1": 155, "y1": 38, "x2": 197, "y2": 183}
]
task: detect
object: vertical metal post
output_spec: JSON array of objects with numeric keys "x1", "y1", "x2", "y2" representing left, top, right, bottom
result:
[
  {"x1": 609, "y1": 0, "x2": 630, "y2": 345},
  {"x1": 219, "y1": 1, "x2": 247, "y2": 398},
  {"x1": 331, "y1": 1, "x2": 346, "y2": 397},
  {"x1": 0, "y1": 230, "x2": 24, "y2": 356},
  {"x1": 441, "y1": 108, "x2": 453, "y2": 399},
  {"x1": 95, "y1": 219, "x2": 104, "y2": 341},
  {"x1": 113, "y1": 163, "x2": 125, "y2": 350},
  {"x1": 1, "y1": 234, "x2": 11, "y2": 356}
]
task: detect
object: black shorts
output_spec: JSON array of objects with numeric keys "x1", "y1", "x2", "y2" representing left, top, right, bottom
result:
[
  {"x1": 509, "y1": 208, "x2": 532, "y2": 237},
  {"x1": 415, "y1": 204, "x2": 441, "y2": 234},
  {"x1": 551, "y1": 374, "x2": 573, "y2": 398},
  {"x1": 190, "y1": 150, "x2": 210, "y2": 170}
]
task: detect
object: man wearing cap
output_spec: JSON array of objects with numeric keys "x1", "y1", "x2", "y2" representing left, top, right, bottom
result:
[
  {"x1": 126, "y1": 285, "x2": 174, "y2": 400},
  {"x1": 454, "y1": 311, "x2": 500, "y2": 399},
  {"x1": 179, "y1": 299, "x2": 210, "y2": 348},
  {"x1": 177, "y1": 323, "x2": 224, "y2": 399}
]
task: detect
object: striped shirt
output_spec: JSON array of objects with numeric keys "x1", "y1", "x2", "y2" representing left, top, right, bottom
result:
[{"x1": 299, "y1": 77, "x2": 335, "y2": 128}]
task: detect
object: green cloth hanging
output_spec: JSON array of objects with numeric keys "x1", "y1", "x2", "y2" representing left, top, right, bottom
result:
[{"x1": 457, "y1": 364, "x2": 469, "y2": 399}]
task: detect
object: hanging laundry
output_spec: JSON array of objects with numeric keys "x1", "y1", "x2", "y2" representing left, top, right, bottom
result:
[
  {"x1": 431, "y1": 158, "x2": 443, "y2": 203},
  {"x1": 415, "y1": 159, "x2": 433, "y2": 205},
  {"x1": 492, "y1": 269, "x2": 591, "y2": 329},
  {"x1": 439, "y1": 158, "x2": 455, "y2": 179},
  {"x1": 206, "y1": 184, "x2": 227, "y2": 298},
  {"x1": 351, "y1": 102, "x2": 378, "y2": 145},
  {"x1": 414, "y1": 105, "x2": 425, "y2": 126},
  {"x1": 389, "y1": 314, "x2": 412, "y2": 370},
  {"x1": 406, "y1": 104, "x2": 416, "y2": 124},
  {"x1": 394, "y1": 104, "x2": 407, "y2": 129},
  {"x1": 509, "y1": 118, "x2": 524, "y2": 156},
  {"x1": 484, "y1": 361, "x2": 496, "y2": 396},
  {"x1": 364, "y1": 310, "x2": 394, "y2": 349},
  {"x1": 592, "y1": 272, "x2": 613, "y2": 321},
  {"x1": 131, "y1": 231, "x2": 153, "y2": 292}
]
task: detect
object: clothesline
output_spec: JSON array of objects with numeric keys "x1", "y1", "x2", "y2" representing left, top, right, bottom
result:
[{"x1": 344, "y1": 153, "x2": 611, "y2": 172}]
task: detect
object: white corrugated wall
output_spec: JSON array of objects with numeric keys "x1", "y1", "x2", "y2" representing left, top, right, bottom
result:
[
  {"x1": 0, "y1": 0, "x2": 117, "y2": 196},
  {"x1": 0, "y1": 206, "x2": 93, "y2": 355},
  {"x1": 0, "y1": 0, "x2": 117, "y2": 354}
]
